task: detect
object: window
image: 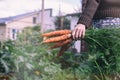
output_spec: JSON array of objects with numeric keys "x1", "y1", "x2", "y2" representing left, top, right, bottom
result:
[
  {"x1": 12, "y1": 29, "x2": 16, "y2": 39},
  {"x1": 33, "y1": 17, "x2": 37, "y2": 24}
]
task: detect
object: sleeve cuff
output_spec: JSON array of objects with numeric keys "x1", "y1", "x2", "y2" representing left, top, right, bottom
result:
[{"x1": 77, "y1": 15, "x2": 92, "y2": 28}]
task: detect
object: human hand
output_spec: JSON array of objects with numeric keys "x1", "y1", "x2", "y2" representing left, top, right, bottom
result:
[{"x1": 72, "y1": 24, "x2": 86, "y2": 40}]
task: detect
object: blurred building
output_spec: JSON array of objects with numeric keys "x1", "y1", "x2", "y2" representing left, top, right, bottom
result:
[{"x1": 0, "y1": 8, "x2": 55, "y2": 40}]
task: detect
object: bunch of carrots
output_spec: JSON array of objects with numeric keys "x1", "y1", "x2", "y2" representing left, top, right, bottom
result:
[{"x1": 42, "y1": 30, "x2": 73, "y2": 57}]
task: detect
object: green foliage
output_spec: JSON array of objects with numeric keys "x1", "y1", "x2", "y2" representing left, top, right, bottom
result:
[
  {"x1": 11, "y1": 26, "x2": 64, "y2": 80},
  {"x1": 54, "y1": 16, "x2": 70, "y2": 30},
  {"x1": 32, "y1": 25, "x2": 40, "y2": 32},
  {"x1": 9, "y1": 26, "x2": 120, "y2": 80},
  {"x1": 12, "y1": 26, "x2": 88, "y2": 80},
  {"x1": 77, "y1": 28, "x2": 120, "y2": 79},
  {"x1": 0, "y1": 40, "x2": 15, "y2": 74}
]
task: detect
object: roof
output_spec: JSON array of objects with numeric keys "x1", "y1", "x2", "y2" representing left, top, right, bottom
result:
[
  {"x1": 0, "y1": 11, "x2": 39, "y2": 25},
  {"x1": 66, "y1": 12, "x2": 81, "y2": 17},
  {"x1": 0, "y1": 8, "x2": 52, "y2": 25}
]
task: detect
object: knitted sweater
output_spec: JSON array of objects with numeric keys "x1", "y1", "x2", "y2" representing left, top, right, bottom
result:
[{"x1": 77, "y1": 0, "x2": 120, "y2": 27}]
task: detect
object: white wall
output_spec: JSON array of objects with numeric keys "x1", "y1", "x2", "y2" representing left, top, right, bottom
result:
[
  {"x1": 38, "y1": 9, "x2": 55, "y2": 32},
  {"x1": 69, "y1": 16, "x2": 81, "y2": 53},
  {"x1": 0, "y1": 26, "x2": 6, "y2": 41},
  {"x1": 6, "y1": 14, "x2": 38, "y2": 40}
]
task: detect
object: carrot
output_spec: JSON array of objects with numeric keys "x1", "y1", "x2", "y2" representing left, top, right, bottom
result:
[
  {"x1": 57, "y1": 44, "x2": 70, "y2": 57},
  {"x1": 49, "y1": 38, "x2": 72, "y2": 49},
  {"x1": 42, "y1": 30, "x2": 71, "y2": 37},
  {"x1": 49, "y1": 41, "x2": 63, "y2": 49},
  {"x1": 43, "y1": 34, "x2": 71, "y2": 43}
]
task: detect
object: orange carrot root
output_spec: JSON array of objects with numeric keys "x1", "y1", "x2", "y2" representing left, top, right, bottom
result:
[
  {"x1": 42, "y1": 30, "x2": 71, "y2": 37},
  {"x1": 43, "y1": 34, "x2": 71, "y2": 43},
  {"x1": 49, "y1": 38, "x2": 72, "y2": 49}
]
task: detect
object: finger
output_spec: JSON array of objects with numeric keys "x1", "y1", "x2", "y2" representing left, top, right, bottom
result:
[
  {"x1": 78, "y1": 30, "x2": 82, "y2": 40},
  {"x1": 72, "y1": 27, "x2": 78, "y2": 40},
  {"x1": 82, "y1": 29, "x2": 85, "y2": 38},
  {"x1": 75, "y1": 28, "x2": 79, "y2": 40},
  {"x1": 76, "y1": 29, "x2": 81, "y2": 40},
  {"x1": 78, "y1": 30, "x2": 82, "y2": 39}
]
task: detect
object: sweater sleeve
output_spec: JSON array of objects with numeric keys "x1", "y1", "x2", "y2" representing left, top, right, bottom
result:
[{"x1": 77, "y1": 0, "x2": 101, "y2": 28}]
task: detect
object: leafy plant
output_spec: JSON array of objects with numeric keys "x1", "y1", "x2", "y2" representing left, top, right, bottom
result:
[
  {"x1": 54, "y1": 16, "x2": 70, "y2": 30},
  {"x1": 0, "y1": 40, "x2": 15, "y2": 74},
  {"x1": 78, "y1": 28, "x2": 120, "y2": 79},
  {"x1": 11, "y1": 26, "x2": 120, "y2": 80},
  {"x1": 11, "y1": 26, "x2": 64, "y2": 80}
]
